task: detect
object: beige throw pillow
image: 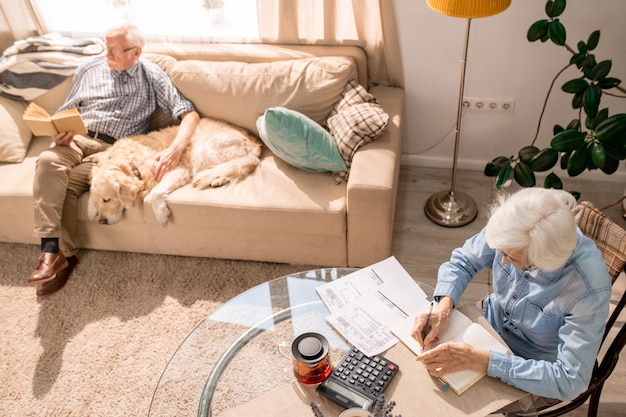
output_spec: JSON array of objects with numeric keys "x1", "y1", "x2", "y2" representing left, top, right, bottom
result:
[
  {"x1": 0, "y1": 96, "x2": 32, "y2": 163},
  {"x1": 169, "y1": 56, "x2": 357, "y2": 134}
]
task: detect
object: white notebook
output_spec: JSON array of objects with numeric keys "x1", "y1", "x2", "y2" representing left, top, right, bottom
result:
[{"x1": 390, "y1": 307, "x2": 509, "y2": 395}]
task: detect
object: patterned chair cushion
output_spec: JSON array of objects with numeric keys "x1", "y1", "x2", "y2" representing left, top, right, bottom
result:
[{"x1": 574, "y1": 201, "x2": 626, "y2": 282}]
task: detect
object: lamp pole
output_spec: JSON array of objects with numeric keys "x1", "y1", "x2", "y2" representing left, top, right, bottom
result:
[{"x1": 424, "y1": 18, "x2": 478, "y2": 227}]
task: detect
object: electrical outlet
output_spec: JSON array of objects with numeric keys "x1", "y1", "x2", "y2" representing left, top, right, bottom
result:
[{"x1": 463, "y1": 97, "x2": 515, "y2": 113}]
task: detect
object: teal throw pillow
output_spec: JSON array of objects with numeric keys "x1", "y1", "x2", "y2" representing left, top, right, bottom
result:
[{"x1": 256, "y1": 107, "x2": 346, "y2": 172}]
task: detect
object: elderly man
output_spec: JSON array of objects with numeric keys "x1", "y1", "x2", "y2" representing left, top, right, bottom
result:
[{"x1": 28, "y1": 22, "x2": 199, "y2": 296}]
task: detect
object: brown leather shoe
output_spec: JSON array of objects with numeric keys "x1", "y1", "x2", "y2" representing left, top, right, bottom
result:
[
  {"x1": 28, "y1": 252, "x2": 69, "y2": 286},
  {"x1": 37, "y1": 256, "x2": 78, "y2": 297}
]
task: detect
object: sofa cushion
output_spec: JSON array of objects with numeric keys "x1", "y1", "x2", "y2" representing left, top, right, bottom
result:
[
  {"x1": 256, "y1": 107, "x2": 346, "y2": 172},
  {"x1": 0, "y1": 96, "x2": 31, "y2": 163},
  {"x1": 169, "y1": 56, "x2": 357, "y2": 134},
  {"x1": 326, "y1": 80, "x2": 389, "y2": 183}
]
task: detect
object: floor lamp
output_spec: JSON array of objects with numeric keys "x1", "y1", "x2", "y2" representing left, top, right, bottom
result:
[{"x1": 424, "y1": 0, "x2": 511, "y2": 227}]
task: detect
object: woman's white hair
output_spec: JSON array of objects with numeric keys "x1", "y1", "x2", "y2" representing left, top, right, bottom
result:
[{"x1": 485, "y1": 188, "x2": 578, "y2": 271}]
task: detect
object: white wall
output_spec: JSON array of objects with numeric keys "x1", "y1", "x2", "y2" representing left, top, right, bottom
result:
[{"x1": 394, "y1": 0, "x2": 626, "y2": 182}]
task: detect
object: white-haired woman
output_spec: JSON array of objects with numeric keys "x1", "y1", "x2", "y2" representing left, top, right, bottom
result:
[{"x1": 412, "y1": 188, "x2": 610, "y2": 413}]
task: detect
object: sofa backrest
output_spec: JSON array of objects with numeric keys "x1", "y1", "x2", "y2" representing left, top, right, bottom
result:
[{"x1": 31, "y1": 44, "x2": 367, "y2": 134}]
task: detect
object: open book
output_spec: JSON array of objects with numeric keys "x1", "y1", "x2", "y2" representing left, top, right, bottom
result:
[
  {"x1": 23, "y1": 102, "x2": 87, "y2": 136},
  {"x1": 390, "y1": 307, "x2": 509, "y2": 395}
]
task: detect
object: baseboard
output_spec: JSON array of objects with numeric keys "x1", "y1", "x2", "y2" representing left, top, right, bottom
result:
[{"x1": 401, "y1": 154, "x2": 626, "y2": 184}]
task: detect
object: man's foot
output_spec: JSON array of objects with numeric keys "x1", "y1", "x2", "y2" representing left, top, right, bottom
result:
[
  {"x1": 36, "y1": 256, "x2": 78, "y2": 297},
  {"x1": 28, "y1": 252, "x2": 68, "y2": 286}
]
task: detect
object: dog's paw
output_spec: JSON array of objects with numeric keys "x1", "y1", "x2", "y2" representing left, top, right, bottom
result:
[
  {"x1": 153, "y1": 204, "x2": 171, "y2": 226},
  {"x1": 144, "y1": 192, "x2": 171, "y2": 226},
  {"x1": 192, "y1": 175, "x2": 229, "y2": 189}
]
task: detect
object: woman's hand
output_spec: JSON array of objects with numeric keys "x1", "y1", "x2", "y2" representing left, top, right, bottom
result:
[
  {"x1": 416, "y1": 341, "x2": 490, "y2": 377},
  {"x1": 411, "y1": 296, "x2": 454, "y2": 347}
]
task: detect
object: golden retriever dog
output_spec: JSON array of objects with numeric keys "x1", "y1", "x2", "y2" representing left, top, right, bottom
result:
[{"x1": 88, "y1": 117, "x2": 261, "y2": 226}]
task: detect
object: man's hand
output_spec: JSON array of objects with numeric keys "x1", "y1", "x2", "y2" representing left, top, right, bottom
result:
[
  {"x1": 154, "y1": 146, "x2": 184, "y2": 182},
  {"x1": 52, "y1": 131, "x2": 75, "y2": 146},
  {"x1": 154, "y1": 110, "x2": 200, "y2": 182}
]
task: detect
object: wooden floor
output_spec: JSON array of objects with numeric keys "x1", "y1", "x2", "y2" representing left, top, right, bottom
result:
[{"x1": 391, "y1": 165, "x2": 625, "y2": 417}]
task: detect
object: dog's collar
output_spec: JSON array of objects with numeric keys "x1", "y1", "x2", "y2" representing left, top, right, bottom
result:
[{"x1": 129, "y1": 162, "x2": 143, "y2": 181}]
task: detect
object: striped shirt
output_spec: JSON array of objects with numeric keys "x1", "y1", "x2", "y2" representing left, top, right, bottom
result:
[{"x1": 58, "y1": 56, "x2": 195, "y2": 140}]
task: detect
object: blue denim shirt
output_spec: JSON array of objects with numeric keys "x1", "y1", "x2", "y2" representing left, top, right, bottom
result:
[{"x1": 434, "y1": 227, "x2": 611, "y2": 401}]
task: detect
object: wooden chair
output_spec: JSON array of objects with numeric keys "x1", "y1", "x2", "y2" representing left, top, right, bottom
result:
[{"x1": 533, "y1": 201, "x2": 626, "y2": 417}]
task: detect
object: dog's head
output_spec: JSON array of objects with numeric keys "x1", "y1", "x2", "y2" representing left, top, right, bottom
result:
[{"x1": 88, "y1": 162, "x2": 144, "y2": 225}]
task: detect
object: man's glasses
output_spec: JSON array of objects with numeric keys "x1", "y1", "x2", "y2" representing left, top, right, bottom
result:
[{"x1": 106, "y1": 46, "x2": 137, "y2": 56}]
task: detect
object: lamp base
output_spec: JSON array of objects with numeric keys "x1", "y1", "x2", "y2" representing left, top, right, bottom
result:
[{"x1": 424, "y1": 190, "x2": 478, "y2": 227}]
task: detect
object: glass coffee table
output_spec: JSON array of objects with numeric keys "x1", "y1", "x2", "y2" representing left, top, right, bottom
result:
[{"x1": 149, "y1": 268, "x2": 370, "y2": 417}]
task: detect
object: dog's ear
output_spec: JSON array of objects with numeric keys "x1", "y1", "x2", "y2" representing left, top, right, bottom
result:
[
  {"x1": 87, "y1": 193, "x2": 100, "y2": 220},
  {"x1": 118, "y1": 182, "x2": 142, "y2": 209}
]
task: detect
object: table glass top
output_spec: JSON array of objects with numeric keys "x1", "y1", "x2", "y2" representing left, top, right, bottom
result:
[{"x1": 149, "y1": 268, "x2": 359, "y2": 417}]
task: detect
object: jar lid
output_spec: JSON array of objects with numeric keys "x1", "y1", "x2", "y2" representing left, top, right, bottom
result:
[{"x1": 292, "y1": 332, "x2": 329, "y2": 364}]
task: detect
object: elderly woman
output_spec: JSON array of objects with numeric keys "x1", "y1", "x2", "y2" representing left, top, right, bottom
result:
[{"x1": 412, "y1": 188, "x2": 610, "y2": 411}]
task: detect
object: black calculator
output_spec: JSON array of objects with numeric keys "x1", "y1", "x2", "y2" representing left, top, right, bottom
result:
[{"x1": 316, "y1": 346, "x2": 399, "y2": 410}]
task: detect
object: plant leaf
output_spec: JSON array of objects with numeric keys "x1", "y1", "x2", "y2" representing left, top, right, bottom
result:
[
  {"x1": 484, "y1": 156, "x2": 510, "y2": 177},
  {"x1": 549, "y1": 19, "x2": 566, "y2": 46},
  {"x1": 544, "y1": 172, "x2": 563, "y2": 189},
  {"x1": 553, "y1": 124, "x2": 565, "y2": 135},
  {"x1": 583, "y1": 85, "x2": 601, "y2": 118},
  {"x1": 587, "y1": 30, "x2": 600, "y2": 50},
  {"x1": 519, "y1": 146, "x2": 540, "y2": 163},
  {"x1": 495, "y1": 164, "x2": 513, "y2": 190},
  {"x1": 551, "y1": 0, "x2": 567, "y2": 17},
  {"x1": 572, "y1": 90, "x2": 585, "y2": 109},
  {"x1": 527, "y1": 19, "x2": 549, "y2": 42},
  {"x1": 560, "y1": 151, "x2": 570, "y2": 169},
  {"x1": 551, "y1": 129, "x2": 586, "y2": 151},
  {"x1": 598, "y1": 77, "x2": 621, "y2": 89},
  {"x1": 594, "y1": 114, "x2": 626, "y2": 143},
  {"x1": 570, "y1": 52, "x2": 585, "y2": 67},
  {"x1": 529, "y1": 148, "x2": 559, "y2": 171},
  {"x1": 514, "y1": 162, "x2": 536, "y2": 187},
  {"x1": 601, "y1": 156, "x2": 619, "y2": 174},
  {"x1": 591, "y1": 60, "x2": 612, "y2": 81},
  {"x1": 589, "y1": 141, "x2": 606, "y2": 169},
  {"x1": 586, "y1": 108, "x2": 608, "y2": 130},
  {"x1": 566, "y1": 119, "x2": 581, "y2": 130},
  {"x1": 603, "y1": 144, "x2": 626, "y2": 160},
  {"x1": 561, "y1": 78, "x2": 588, "y2": 94},
  {"x1": 567, "y1": 148, "x2": 588, "y2": 176}
]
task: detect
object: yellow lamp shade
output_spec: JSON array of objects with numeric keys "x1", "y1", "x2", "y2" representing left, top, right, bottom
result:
[{"x1": 427, "y1": 0, "x2": 511, "y2": 18}]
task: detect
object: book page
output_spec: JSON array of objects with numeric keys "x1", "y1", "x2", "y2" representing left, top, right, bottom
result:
[
  {"x1": 23, "y1": 103, "x2": 87, "y2": 136},
  {"x1": 389, "y1": 308, "x2": 508, "y2": 395},
  {"x1": 51, "y1": 108, "x2": 87, "y2": 135}
]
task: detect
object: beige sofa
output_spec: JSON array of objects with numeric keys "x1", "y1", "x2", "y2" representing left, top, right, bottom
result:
[{"x1": 0, "y1": 43, "x2": 404, "y2": 267}]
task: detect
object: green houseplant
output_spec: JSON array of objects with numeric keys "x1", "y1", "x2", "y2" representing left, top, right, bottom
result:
[{"x1": 484, "y1": 0, "x2": 626, "y2": 196}]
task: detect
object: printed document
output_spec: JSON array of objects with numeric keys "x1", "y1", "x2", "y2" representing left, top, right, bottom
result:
[{"x1": 316, "y1": 256, "x2": 430, "y2": 356}]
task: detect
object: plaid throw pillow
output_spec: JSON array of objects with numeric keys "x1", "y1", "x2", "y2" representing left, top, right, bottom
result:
[{"x1": 326, "y1": 80, "x2": 389, "y2": 183}]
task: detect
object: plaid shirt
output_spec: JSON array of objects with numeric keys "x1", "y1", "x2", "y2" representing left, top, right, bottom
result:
[{"x1": 58, "y1": 56, "x2": 195, "y2": 139}]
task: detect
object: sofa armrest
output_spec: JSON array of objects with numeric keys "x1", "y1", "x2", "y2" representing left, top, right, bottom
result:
[{"x1": 346, "y1": 86, "x2": 404, "y2": 267}]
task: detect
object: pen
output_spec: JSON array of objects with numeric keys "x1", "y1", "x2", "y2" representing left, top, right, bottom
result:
[{"x1": 422, "y1": 300, "x2": 435, "y2": 342}]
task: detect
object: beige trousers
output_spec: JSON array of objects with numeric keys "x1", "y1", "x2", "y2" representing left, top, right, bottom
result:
[{"x1": 32, "y1": 135, "x2": 110, "y2": 257}]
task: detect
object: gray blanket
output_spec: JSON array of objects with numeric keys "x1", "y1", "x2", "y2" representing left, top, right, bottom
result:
[{"x1": 0, "y1": 32, "x2": 105, "y2": 101}]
